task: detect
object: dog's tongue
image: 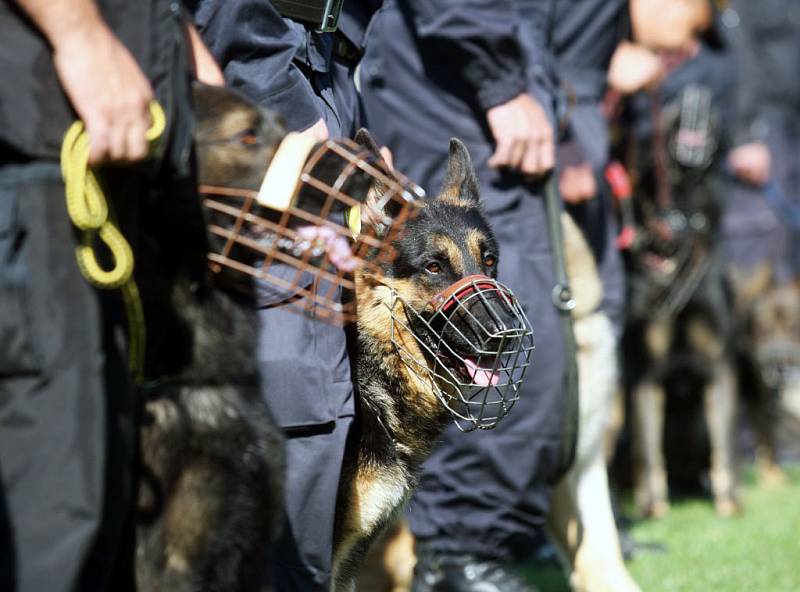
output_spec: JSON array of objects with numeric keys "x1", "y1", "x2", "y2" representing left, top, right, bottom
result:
[{"x1": 463, "y1": 358, "x2": 500, "y2": 387}]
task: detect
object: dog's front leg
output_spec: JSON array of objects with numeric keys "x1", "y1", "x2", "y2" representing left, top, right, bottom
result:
[
  {"x1": 704, "y1": 361, "x2": 741, "y2": 517},
  {"x1": 633, "y1": 380, "x2": 669, "y2": 518},
  {"x1": 750, "y1": 383, "x2": 787, "y2": 487}
]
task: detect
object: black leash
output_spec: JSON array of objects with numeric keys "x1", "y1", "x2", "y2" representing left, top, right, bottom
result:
[{"x1": 543, "y1": 176, "x2": 579, "y2": 475}]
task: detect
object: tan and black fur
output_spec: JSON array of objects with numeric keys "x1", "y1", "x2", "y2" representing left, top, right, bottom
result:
[
  {"x1": 332, "y1": 135, "x2": 504, "y2": 590},
  {"x1": 729, "y1": 264, "x2": 800, "y2": 486},
  {"x1": 625, "y1": 280, "x2": 740, "y2": 518},
  {"x1": 133, "y1": 85, "x2": 289, "y2": 592},
  {"x1": 620, "y1": 81, "x2": 740, "y2": 518},
  {"x1": 546, "y1": 213, "x2": 640, "y2": 592}
]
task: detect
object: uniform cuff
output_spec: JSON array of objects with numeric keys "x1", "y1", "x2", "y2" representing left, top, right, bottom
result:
[{"x1": 474, "y1": 72, "x2": 526, "y2": 111}]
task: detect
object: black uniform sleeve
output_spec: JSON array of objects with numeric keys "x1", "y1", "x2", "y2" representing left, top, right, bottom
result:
[
  {"x1": 400, "y1": 0, "x2": 529, "y2": 111},
  {"x1": 188, "y1": 0, "x2": 322, "y2": 132}
]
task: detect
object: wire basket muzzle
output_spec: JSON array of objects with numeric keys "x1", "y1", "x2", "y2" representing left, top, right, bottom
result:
[
  {"x1": 390, "y1": 275, "x2": 535, "y2": 431},
  {"x1": 199, "y1": 137, "x2": 422, "y2": 324}
]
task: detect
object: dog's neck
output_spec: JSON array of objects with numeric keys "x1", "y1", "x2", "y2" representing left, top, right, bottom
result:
[
  {"x1": 354, "y1": 329, "x2": 451, "y2": 467},
  {"x1": 353, "y1": 275, "x2": 452, "y2": 470}
]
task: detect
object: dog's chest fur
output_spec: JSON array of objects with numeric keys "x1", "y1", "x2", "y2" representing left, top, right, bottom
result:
[
  {"x1": 334, "y1": 459, "x2": 411, "y2": 580},
  {"x1": 332, "y1": 329, "x2": 449, "y2": 590}
]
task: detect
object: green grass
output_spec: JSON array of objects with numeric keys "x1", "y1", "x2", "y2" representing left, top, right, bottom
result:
[{"x1": 523, "y1": 467, "x2": 800, "y2": 592}]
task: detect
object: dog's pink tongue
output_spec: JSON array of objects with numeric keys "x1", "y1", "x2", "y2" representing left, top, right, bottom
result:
[{"x1": 464, "y1": 358, "x2": 500, "y2": 387}]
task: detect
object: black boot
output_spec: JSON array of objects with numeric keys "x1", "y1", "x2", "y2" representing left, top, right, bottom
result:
[{"x1": 413, "y1": 547, "x2": 539, "y2": 592}]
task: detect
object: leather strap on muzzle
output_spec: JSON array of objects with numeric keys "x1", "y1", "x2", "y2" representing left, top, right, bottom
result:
[{"x1": 430, "y1": 274, "x2": 511, "y2": 314}]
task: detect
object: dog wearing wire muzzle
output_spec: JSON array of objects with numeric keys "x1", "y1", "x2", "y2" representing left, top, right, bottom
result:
[
  {"x1": 135, "y1": 83, "x2": 531, "y2": 591},
  {"x1": 331, "y1": 134, "x2": 534, "y2": 590},
  {"x1": 133, "y1": 85, "x2": 288, "y2": 592},
  {"x1": 136, "y1": 85, "x2": 401, "y2": 591}
]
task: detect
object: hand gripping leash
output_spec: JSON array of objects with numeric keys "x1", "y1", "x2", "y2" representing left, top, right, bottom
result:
[{"x1": 60, "y1": 102, "x2": 166, "y2": 382}]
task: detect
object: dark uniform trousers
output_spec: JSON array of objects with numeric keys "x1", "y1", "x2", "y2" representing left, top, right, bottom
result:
[
  {"x1": 552, "y1": 0, "x2": 630, "y2": 336},
  {"x1": 359, "y1": 1, "x2": 568, "y2": 559},
  {"x1": 0, "y1": 164, "x2": 133, "y2": 592},
  {"x1": 562, "y1": 102, "x2": 627, "y2": 337},
  {"x1": 765, "y1": 118, "x2": 800, "y2": 277},
  {"x1": 0, "y1": 2, "x2": 193, "y2": 590}
]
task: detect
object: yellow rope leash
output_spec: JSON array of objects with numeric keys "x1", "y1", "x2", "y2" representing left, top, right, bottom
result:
[{"x1": 60, "y1": 102, "x2": 166, "y2": 382}]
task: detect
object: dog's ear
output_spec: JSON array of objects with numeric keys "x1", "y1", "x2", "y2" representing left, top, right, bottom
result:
[
  {"x1": 355, "y1": 128, "x2": 383, "y2": 154},
  {"x1": 352, "y1": 128, "x2": 394, "y2": 237},
  {"x1": 439, "y1": 138, "x2": 481, "y2": 206}
]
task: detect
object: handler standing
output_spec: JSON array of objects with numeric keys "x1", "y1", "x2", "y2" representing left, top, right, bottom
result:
[
  {"x1": 0, "y1": 0, "x2": 205, "y2": 590},
  {"x1": 722, "y1": 0, "x2": 800, "y2": 280},
  {"x1": 359, "y1": 2, "x2": 569, "y2": 589}
]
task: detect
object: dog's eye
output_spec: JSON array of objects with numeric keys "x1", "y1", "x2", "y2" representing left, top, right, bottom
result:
[
  {"x1": 484, "y1": 254, "x2": 496, "y2": 268},
  {"x1": 238, "y1": 128, "x2": 261, "y2": 146},
  {"x1": 425, "y1": 261, "x2": 442, "y2": 275}
]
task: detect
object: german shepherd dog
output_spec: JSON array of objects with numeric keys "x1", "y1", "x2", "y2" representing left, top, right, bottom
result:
[
  {"x1": 623, "y1": 83, "x2": 739, "y2": 517},
  {"x1": 331, "y1": 135, "x2": 526, "y2": 590},
  {"x1": 137, "y1": 84, "x2": 421, "y2": 590},
  {"x1": 134, "y1": 85, "x2": 289, "y2": 592},
  {"x1": 547, "y1": 213, "x2": 641, "y2": 592},
  {"x1": 729, "y1": 264, "x2": 800, "y2": 485}
]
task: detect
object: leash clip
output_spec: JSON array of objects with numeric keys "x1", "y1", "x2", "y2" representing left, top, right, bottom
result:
[{"x1": 552, "y1": 283, "x2": 576, "y2": 312}]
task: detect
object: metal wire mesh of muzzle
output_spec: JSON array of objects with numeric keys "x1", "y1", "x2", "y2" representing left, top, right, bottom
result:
[
  {"x1": 199, "y1": 137, "x2": 423, "y2": 324},
  {"x1": 388, "y1": 275, "x2": 535, "y2": 431}
]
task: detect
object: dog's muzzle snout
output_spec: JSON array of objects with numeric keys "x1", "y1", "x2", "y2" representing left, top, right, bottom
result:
[{"x1": 390, "y1": 275, "x2": 534, "y2": 431}]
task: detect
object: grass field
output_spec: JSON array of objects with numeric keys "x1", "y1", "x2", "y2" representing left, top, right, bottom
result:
[{"x1": 523, "y1": 466, "x2": 800, "y2": 592}]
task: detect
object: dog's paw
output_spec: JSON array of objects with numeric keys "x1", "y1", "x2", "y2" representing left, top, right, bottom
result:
[
  {"x1": 758, "y1": 462, "x2": 788, "y2": 489},
  {"x1": 650, "y1": 500, "x2": 670, "y2": 519},
  {"x1": 637, "y1": 497, "x2": 670, "y2": 519},
  {"x1": 714, "y1": 496, "x2": 742, "y2": 518}
]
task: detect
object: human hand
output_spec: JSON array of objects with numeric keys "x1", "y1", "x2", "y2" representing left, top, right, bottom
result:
[
  {"x1": 300, "y1": 118, "x2": 330, "y2": 142},
  {"x1": 630, "y1": 0, "x2": 711, "y2": 51},
  {"x1": 52, "y1": 18, "x2": 155, "y2": 165},
  {"x1": 186, "y1": 22, "x2": 225, "y2": 87},
  {"x1": 486, "y1": 93, "x2": 555, "y2": 176},
  {"x1": 608, "y1": 42, "x2": 665, "y2": 94},
  {"x1": 728, "y1": 142, "x2": 772, "y2": 187},
  {"x1": 297, "y1": 225, "x2": 360, "y2": 272},
  {"x1": 559, "y1": 164, "x2": 597, "y2": 204}
]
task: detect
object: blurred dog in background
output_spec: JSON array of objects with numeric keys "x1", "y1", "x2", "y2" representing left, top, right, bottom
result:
[
  {"x1": 135, "y1": 84, "x2": 288, "y2": 592},
  {"x1": 729, "y1": 264, "x2": 800, "y2": 486},
  {"x1": 622, "y1": 81, "x2": 739, "y2": 518}
]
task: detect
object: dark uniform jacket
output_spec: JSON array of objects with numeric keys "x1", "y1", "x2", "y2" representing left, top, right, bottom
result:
[
  {"x1": 187, "y1": 0, "x2": 339, "y2": 133},
  {"x1": 0, "y1": 0, "x2": 193, "y2": 170},
  {"x1": 553, "y1": 0, "x2": 628, "y2": 103},
  {"x1": 725, "y1": 0, "x2": 800, "y2": 140}
]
